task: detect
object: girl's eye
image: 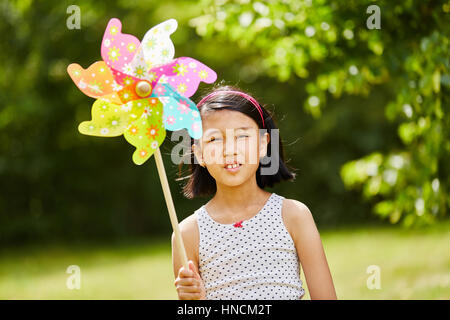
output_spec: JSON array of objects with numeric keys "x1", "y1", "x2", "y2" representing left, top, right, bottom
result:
[
  {"x1": 206, "y1": 135, "x2": 247, "y2": 143},
  {"x1": 207, "y1": 137, "x2": 221, "y2": 143}
]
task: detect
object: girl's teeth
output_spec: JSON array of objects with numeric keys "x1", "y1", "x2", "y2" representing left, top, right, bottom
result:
[{"x1": 226, "y1": 164, "x2": 239, "y2": 169}]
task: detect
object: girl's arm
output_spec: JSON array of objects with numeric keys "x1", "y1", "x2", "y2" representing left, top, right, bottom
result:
[
  {"x1": 283, "y1": 199, "x2": 338, "y2": 300},
  {"x1": 171, "y1": 214, "x2": 199, "y2": 277},
  {"x1": 171, "y1": 214, "x2": 206, "y2": 300}
]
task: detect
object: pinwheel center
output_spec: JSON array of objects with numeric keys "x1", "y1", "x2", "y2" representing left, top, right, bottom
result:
[{"x1": 135, "y1": 81, "x2": 152, "y2": 98}]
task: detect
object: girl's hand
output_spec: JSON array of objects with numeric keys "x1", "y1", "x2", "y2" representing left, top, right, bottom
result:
[{"x1": 174, "y1": 260, "x2": 206, "y2": 300}]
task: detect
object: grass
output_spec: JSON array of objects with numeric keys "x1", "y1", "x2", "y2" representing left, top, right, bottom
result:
[{"x1": 0, "y1": 221, "x2": 449, "y2": 300}]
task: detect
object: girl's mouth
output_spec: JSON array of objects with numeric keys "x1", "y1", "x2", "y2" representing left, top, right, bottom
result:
[{"x1": 224, "y1": 162, "x2": 242, "y2": 172}]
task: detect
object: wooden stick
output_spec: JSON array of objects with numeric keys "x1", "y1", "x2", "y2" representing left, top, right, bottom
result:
[{"x1": 154, "y1": 147, "x2": 189, "y2": 270}]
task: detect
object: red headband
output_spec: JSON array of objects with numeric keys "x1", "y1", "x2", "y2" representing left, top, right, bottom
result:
[{"x1": 197, "y1": 90, "x2": 266, "y2": 128}]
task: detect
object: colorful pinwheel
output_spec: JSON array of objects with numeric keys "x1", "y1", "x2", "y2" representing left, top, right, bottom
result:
[{"x1": 67, "y1": 18, "x2": 217, "y2": 268}]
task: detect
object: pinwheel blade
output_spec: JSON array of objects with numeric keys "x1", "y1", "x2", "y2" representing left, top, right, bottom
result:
[
  {"x1": 78, "y1": 98, "x2": 151, "y2": 137},
  {"x1": 67, "y1": 61, "x2": 121, "y2": 100},
  {"x1": 151, "y1": 83, "x2": 202, "y2": 139},
  {"x1": 101, "y1": 18, "x2": 141, "y2": 78},
  {"x1": 123, "y1": 98, "x2": 166, "y2": 165},
  {"x1": 157, "y1": 57, "x2": 217, "y2": 98},
  {"x1": 130, "y1": 19, "x2": 178, "y2": 73}
]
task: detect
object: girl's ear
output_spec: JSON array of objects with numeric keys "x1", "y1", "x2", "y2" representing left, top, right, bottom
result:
[
  {"x1": 192, "y1": 142, "x2": 205, "y2": 167},
  {"x1": 259, "y1": 131, "x2": 270, "y2": 159}
]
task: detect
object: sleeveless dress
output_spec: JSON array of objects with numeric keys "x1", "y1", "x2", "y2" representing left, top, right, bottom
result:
[{"x1": 195, "y1": 192, "x2": 306, "y2": 300}]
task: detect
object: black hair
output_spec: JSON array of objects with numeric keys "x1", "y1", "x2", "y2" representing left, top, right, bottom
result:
[{"x1": 176, "y1": 84, "x2": 296, "y2": 199}]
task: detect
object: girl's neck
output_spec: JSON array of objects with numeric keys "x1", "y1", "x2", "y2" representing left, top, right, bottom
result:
[{"x1": 211, "y1": 178, "x2": 271, "y2": 213}]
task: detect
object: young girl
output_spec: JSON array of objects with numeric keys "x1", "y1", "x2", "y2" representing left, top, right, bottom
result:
[{"x1": 172, "y1": 85, "x2": 337, "y2": 300}]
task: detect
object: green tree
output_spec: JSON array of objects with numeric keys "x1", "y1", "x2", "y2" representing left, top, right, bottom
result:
[{"x1": 190, "y1": 0, "x2": 450, "y2": 227}]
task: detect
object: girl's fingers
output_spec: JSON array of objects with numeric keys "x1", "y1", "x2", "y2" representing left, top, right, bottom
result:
[
  {"x1": 188, "y1": 261, "x2": 201, "y2": 280},
  {"x1": 178, "y1": 292, "x2": 202, "y2": 300},
  {"x1": 176, "y1": 284, "x2": 201, "y2": 293},
  {"x1": 174, "y1": 277, "x2": 197, "y2": 287},
  {"x1": 175, "y1": 261, "x2": 205, "y2": 300},
  {"x1": 178, "y1": 266, "x2": 194, "y2": 278}
]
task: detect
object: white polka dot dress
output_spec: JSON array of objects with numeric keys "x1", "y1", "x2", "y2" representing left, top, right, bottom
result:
[{"x1": 196, "y1": 193, "x2": 306, "y2": 300}]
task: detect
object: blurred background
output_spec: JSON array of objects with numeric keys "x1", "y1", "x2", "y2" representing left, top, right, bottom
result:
[{"x1": 0, "y1": 0, "x2": 448, "y2": 299}]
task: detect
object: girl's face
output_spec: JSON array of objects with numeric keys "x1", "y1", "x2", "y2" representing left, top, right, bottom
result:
[{"x1": 193, "y1": 109, "x2": 270, "y2": 187}]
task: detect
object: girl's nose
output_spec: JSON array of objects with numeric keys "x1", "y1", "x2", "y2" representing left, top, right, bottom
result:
[{"x1": 223, "y1": 136, "x2": 237, "y2": 156}]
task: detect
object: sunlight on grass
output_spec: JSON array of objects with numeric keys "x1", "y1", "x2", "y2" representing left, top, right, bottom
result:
[
  {"x1": 1, "y1": 222, "x2": 449, "y2": 299},
  {"x1": 0, "y1": 240, "x2": 178, "y2": 299},
  {"x1": 309, "y1": 221, "x2": 450, "y2": 300}
]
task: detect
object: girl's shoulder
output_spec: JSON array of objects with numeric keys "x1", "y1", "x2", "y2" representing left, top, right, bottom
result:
[
  {"x1": 177, "y1": 211, "x2": 201, "y2": 263},
  {"x1": 281, "y1": 198, "x2": 312, "y2": 219},
  {"x1": 179, "y1": 211, "x2": 199, "y2": 238},
  {"x1": 281, "y1": 197, "x2": 315, "y2": 240},
  {"x1": 179, "y1": 199, "x2": 212, "y2": 232}
]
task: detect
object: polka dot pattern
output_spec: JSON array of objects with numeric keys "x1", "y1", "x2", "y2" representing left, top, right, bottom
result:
[{"x1": 196, "y1": 193, "x2": 306, "y2": 300}]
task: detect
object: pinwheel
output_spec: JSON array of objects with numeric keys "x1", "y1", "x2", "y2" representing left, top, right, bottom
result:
[{"x1": 67, "y1": 18, "x2": 217, "y2": 269}]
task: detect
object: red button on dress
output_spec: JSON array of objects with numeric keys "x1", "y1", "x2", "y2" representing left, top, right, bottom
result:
[{"x1": 233, "y1": 220, "x2": 244, "y2": 228}]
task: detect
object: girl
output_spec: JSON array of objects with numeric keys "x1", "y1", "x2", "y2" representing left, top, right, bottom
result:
[{"x1": 172, "y1": 85, "x2": 337, "y2": 300}]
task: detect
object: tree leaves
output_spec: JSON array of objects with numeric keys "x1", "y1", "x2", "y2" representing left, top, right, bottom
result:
[{"x1": 192, "y1": 0, "x2": 449, "y2": 227}]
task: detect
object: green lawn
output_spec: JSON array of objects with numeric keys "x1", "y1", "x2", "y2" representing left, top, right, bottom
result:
[{"x1": 1, "y1": 221, "x2": 449, "y2": 300}]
